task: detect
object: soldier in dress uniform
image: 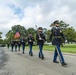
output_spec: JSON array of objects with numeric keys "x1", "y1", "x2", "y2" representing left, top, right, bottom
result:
[
  {"x1": 10, "y1": 39, "x2": 15, "y2": 52},
  {"x1": 50, "y1": 20, "x2": 67, "y2": 66},
  {"x1": 18, "y1": 40, "x2": 21, "y2": 51},
  {"x1": 27, "y1": 33, "x2": 35, "y2": 56},
  {"x1": 20, "y1": 37, "x2": 26, "y2": 54},
  {"x1": 36, "y1": 27, "x2": 46, "y2": 59},
  {"x1": 14, "y1": 40, "x2": 18, "y2": 51}
]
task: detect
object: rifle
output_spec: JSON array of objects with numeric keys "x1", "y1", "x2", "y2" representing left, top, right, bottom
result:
[{"x1": 35, "y1": 25, "x2": 45, "y2": 41}]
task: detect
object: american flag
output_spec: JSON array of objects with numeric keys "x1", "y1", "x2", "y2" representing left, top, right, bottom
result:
[{"x1": 14, "y1": 29, "x2": 20, "y2": 39}]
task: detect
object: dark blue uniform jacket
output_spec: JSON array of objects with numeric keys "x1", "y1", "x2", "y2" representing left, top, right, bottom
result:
[
  {"x1": 50, "y1": 27, "x2": 65, "y2": 45},
  {"x1": 27, "y1": 36, "x2": 34, "y2": 45},
  {"x1": 36, "y1": 32, "x2": 46, "y2": 45}
]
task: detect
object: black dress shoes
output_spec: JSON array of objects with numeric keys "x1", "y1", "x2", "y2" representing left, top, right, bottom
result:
[
  {"x1": 53, "y1": 61, "x2": 59, "y2": 63},
  {"x1": 62, "y1": 62, "x2": 67, "y2": 66}
]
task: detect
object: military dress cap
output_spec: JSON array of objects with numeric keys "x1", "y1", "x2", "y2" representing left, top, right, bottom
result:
[
  {"x1": 50, "y1": 20, "x2": 60, "y2": 27},
  {"x1": 38, "y1": 27, "x2": 43, "y2": 32},
  {"x1": 38, "y1": 27, "x2": 42, "y2": 30},
  {"x1": 54, "y1": 20, "x2": 60, "y2": 24}
]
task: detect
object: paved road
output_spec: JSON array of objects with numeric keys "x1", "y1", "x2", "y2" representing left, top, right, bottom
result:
[
  {"x1": 0, "y1": 47, "x2": 76, "y2": 75},
  {"x1": 0, "y1": 48, "x2": 7, "y2": 68}
]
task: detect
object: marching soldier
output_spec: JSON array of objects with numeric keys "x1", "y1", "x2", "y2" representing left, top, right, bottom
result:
[
  {"x1": 18, "y1": 40, "x2": 21, "y2": 51},
  {"x1": 14, "y1": 40, "x2": 18, "y2": 51},
  {"x1": 20, "y1": 37, "x2": 26, "y2": 54},
  {"x1": 50, "y1": 20, "x2": 67, "y2": 66},
  {"x1": 27, "y1": 33, "x2": 35, "y2": 56},
  {"x1": 36, "y1": 27, "x2": 46, "y2": 59},
  {"x1": 10, "y1": 39, "x2": 15, "y2": 52}
]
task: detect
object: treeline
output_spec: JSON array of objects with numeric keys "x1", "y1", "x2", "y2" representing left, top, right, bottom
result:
[{"x1": 0, "y1": 20, "x2": 76, "y2": 44}]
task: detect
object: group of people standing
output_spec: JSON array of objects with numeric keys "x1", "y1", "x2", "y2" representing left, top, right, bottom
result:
[{"x1": 7, "y1": 20, "x2": 67, "y2": 66}]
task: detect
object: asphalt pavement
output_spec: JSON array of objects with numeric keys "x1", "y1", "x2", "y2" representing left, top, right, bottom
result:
[
  {"x1": 0, "y1": 47, "x2": 76, "y2": 75},
  {"x1": 0, "y1": 48, "x2": 7, "y2": 68}
]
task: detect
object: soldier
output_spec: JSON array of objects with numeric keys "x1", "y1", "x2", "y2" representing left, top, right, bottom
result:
[
  {"x1": 50, "y1": 20, "x2": 67, "y2": 66},
  {"x1": 27, "y1": 33, "x2": 35, "y2": 56},
  {"x1": 14, "y1": 40, "x2": 18, "y2": 51},
  {"x1": 10, "y1": 39, "x2": 15, "y2": 52},
  {"x1": 18, "y1": 40, "x2": 21, "y2": 51},
  {"x1": 36, "y1": 27, "x2": 46, "y2": 59},
  {"x1": 20, "y1": 37, "x2": 26, "y2": 54}
]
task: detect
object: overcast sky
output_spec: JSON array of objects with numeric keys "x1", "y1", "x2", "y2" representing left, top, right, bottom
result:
[{"x1": 0, "y1": 0, "x2": 76, "y2": 38}]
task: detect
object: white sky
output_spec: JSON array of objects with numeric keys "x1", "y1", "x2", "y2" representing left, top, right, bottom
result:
[{"x1": 0, "y1": 0, "x2": 76, "y2": 38}]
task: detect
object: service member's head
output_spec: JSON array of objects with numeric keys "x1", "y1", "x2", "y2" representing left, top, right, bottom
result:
[
  {"x1": 29, "y1": 33, "x2": 32, "y2": 36},
  {"x1": 54, "y1": 20, "x2": 60, "y2": 27},
  {"x1": 38, "y1": 27, "x2": 43, "y2": 32}
]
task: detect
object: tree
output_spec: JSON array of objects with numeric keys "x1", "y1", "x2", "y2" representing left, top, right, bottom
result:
[
  {"x1": 0, "y1": 32, "x2": 3, "y2": 44},
  {"x1": 6, "y1": 30, "x2": 14, "y2": 43},
  {"x1": 0, "y1": 32, "x2": 2, "y2": 38},
  {"x1": 12, "y1": 25, "x2": 27, "y2": 37},
  {"x1": 59, "y1": 20, "x2": 69, "y2": 29},
  {"x1": 6, "y1": 25, "x2": 28, "y2": 43},
  {"x1": 64, "y1": 27, "x2": 76, "y2": 43},
  {"x1": 43, "y1": 28, "x2": 47, "y2": 35},
  {"x1": 46, "y1": 30, "x2": 51, "y2": 42},
  {"x1": 27, "y1": 28, "x2": 36, "y2": 36},
  {"x1": 50, "y1": 20, "x2": 69, "y2": 30}
]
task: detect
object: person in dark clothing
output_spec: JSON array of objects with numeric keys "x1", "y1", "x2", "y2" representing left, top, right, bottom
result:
[
  {"x1": 14, "y1": 40, "x2": 18, "y2": 51},
  {"x1": 7, "y1": 43, "x2": 10, "y2": 49},
  {"x1": 36, "y1": 27, "x2": 46, "y2": 59},
  {"x1": 27, "y1": 33, "x2": 35, "y2": 56},
  {"x1": 20, "y1": 37, "x2": 26, "y2": 54},
  {"x1": 10, "y1": 39, "x2": 15, "y2": 52},
  {"x1": 18, "y1": 40, "x2": 21, "y2": 51},
  {"x1": 50, "y1": 20, "x2": 67, "y2": 66}
]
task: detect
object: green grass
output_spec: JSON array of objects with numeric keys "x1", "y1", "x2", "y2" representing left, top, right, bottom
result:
[{"x1": 25, "y1": 44, "x2": 76, "y2": 53}]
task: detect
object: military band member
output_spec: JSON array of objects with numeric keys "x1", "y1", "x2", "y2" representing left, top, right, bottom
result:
[
  {"x1": 36, "y1": 27, "x2": 46, "y2": 59},
  {"x1": 50, "y1": 20, "x2": 67, "y2": 66},
  {"x1": 27, "y1": 33, "x2": 35, "y2": 56}
]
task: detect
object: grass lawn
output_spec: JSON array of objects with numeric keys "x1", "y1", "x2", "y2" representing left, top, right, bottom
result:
[{"x1": 25, "y1": 44, "x2": 76, "y2": 53}]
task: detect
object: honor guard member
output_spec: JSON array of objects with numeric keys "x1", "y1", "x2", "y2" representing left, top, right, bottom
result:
[
  {"x1": 18, "y1": 40, "x2": 21, "y2": 51},
  {"x1": 50, "y1": 20, "x2": 67, "y2": 66},
  {"x1": 20, "y1": 37, "x2": 26, "y2": 54},
  {"x1": 10, "y1": 39, "x2": 15, "y2": 52},
  {"x1": 14, "y1": 40, "x2": 18, "y2": 51},
  {"x1": 27, "y1": 33, "x2": 35, "y2": 56},
  {"x1": 36, "y1": 27, "x2": 46, "y2": 59}
]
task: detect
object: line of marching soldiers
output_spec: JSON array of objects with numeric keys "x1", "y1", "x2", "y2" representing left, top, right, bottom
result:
[
  {"x1": 7, "y1": 20, "x2": 67, "y2": 66},
  {"x1": 9, "y1": 34, "x2": 35, "y2": 55},
  {"x1": 7, "y1": 27, "x2": 46, "y2": 59}
]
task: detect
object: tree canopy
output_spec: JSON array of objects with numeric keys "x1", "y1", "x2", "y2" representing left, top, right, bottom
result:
[{"x1": 4, "y1": 20, "x2": 76, "y2": 44}]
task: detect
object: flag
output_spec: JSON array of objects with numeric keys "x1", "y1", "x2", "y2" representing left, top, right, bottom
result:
[{"x1": 14, "y1": 29, "x2": 20, "y2": 39}]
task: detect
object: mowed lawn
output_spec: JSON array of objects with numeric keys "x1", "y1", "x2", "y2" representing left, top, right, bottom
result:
[{"x1": 26, "y1": 44, "x2": 76, "y2": 53}]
